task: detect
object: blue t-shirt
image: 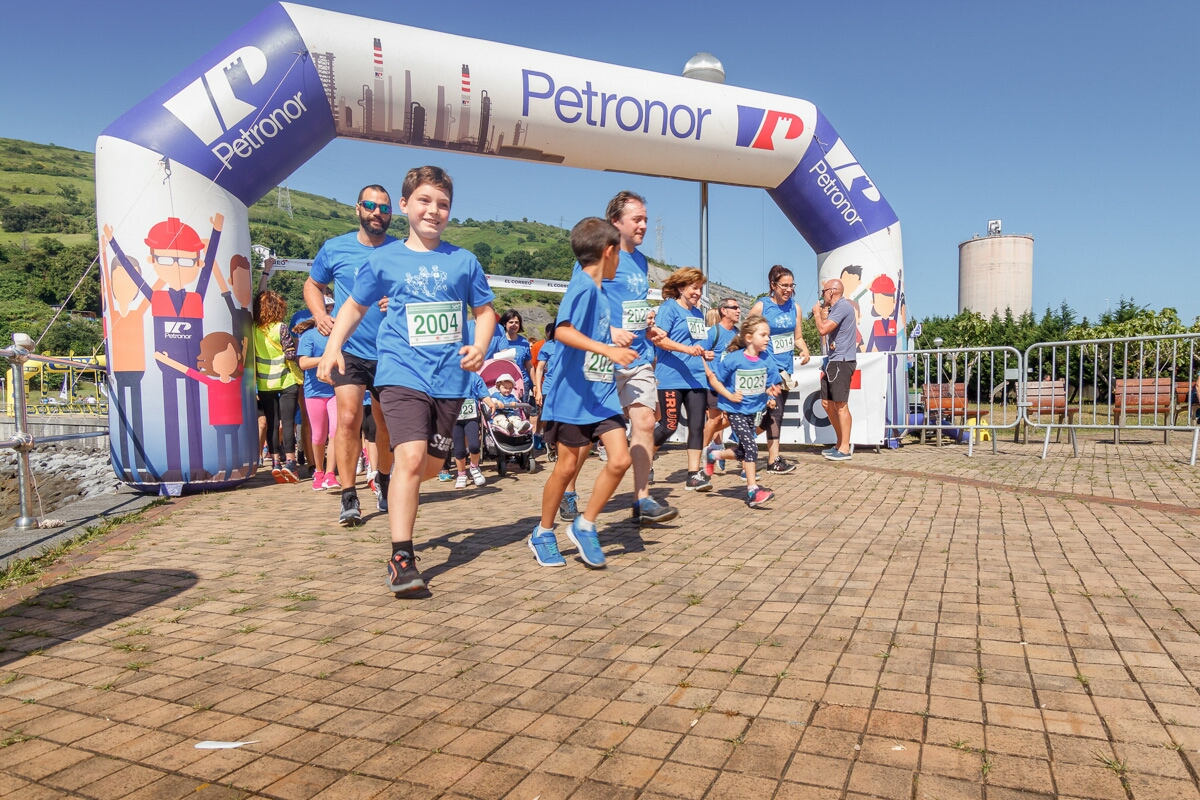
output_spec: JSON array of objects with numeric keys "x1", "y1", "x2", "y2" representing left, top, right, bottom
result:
[
  {"x1": 542, "y1": 271, "x2": 620, "y2": 425},
  {"x1": 654, "y1": 299, "x2": 709, "y2": 390},
  {"x1": 708, "y1": 323, "x2": 737, "y2": 355},
  {"x1": 296, "y1": 327, "x2": 335, "y2": 399},
  {"x1": 537, "y1": 341, "x2": 557, "y2": 400},
  {"x1": 457, "y1": 373, "x2": 488, "y2": 421},
  {"x1": 489, "y1": 388, "x2": 523, "y2": 415},
  {"x1": 490, "y1": 332, "x2": 533, "y2": 390},
  {"x1": 572, "y1": 248, "x2": 652, "y2": 369},
  {"x1": 310, "y1": 231, "x2": 397, "y2": 361},
  {"x1": 715, "y1": 349, "x2": 781, "y2": 415},
  {"x1": 759, "y1": 295, "x2": 799, "y2": 375},
  {"x1": 351, "y1": 241, "x2": 495, "y2": 398}
]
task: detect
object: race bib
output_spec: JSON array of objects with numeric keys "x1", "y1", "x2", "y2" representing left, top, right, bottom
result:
[
  {"x1": 735, "y1": 368, "x2": 768, "y2": 396},
  {"x1": 457, "y1": 398, "x2": 477, "y2": 421},
  {"x1": 584, "y1": 352, "x2": 614, "y2": 383},
  {"x1": 771, "y1": 332, "x2": 795, "y2": 354},
  {"x1": 687, "y1": 316, "x2": 707, "y2": 340},
  {"x1": 406, "y1": 301, "x2": 462, "y2": 347},
  {"x1": 622, "y1": 300, "x2": 650, "y2": 332}
]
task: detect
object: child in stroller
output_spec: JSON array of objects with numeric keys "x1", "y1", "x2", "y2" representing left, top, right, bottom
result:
[{"x1": 479, "y1": 360, "x2": 536, "y2": 475}]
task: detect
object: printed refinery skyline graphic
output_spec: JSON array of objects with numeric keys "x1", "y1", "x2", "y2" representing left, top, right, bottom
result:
[{"x1": 314, "y1": 37, "x2": 565, "y2": 163}]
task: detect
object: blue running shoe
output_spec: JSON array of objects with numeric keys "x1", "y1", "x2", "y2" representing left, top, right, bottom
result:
[
  {"x1": 528, "y1": 529, "x2": 566, "y2": 567},
  {"x1": 566, "y1": 519, "x2": 606, "y2": 568}
]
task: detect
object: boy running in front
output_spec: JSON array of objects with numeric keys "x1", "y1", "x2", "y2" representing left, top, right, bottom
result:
[
  {"x1": 531, "y1": 218, "x2": 636, "y2": 569},
  {"x1": 318, "y1": 166, "x2": 497, "y2": 596}
]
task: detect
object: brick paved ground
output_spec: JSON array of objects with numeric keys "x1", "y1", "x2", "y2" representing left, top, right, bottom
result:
[{"x1": 2, "y1": 440, "x2": 1200, "y2": 800}]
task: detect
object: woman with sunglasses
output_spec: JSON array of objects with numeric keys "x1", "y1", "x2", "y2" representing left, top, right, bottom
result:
[{"x1": 749, "y1": 265, "x2": 811, "y2": 474}]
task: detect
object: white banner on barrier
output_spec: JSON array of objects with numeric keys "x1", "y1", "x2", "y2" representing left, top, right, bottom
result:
[{"x1": 778, "y1": 353, "x2": 887, "y2": 446}]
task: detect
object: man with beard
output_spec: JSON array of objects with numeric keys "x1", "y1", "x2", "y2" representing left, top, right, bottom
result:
[{"x1": 304, "y1": 185, "x2": 399, "y2": 525}]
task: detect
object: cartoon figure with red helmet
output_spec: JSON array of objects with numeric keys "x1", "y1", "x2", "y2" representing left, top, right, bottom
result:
[
  {"x1": 108, "y1": 214, "x2": 223, "y2": 481},
  {"x1": 867, "y1": 273, "x2": 899, "y2": 352}
]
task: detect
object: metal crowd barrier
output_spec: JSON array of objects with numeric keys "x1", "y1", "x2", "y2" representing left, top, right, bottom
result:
[
  {"x1": 1, "y1": 335, "x2": 110, "y2": 530},
  {"x1": 887, "y1": 345, "x2": 1024, "y2": 456},
  {"x1": 1024, "y1": 333, "x2": 1200, "y2": 464}
]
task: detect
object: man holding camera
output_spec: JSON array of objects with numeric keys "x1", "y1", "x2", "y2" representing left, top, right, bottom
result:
[{"x1": 813, "y1": 278, "x2": 856, "y2": 461}]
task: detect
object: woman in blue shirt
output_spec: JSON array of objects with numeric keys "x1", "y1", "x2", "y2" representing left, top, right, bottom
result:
[
  {"x1": 491, "y1": 309, "x2": 534, "y2": 396},
  {"x1": 652, "y1": 267, "x2": 715, "y2": 491},
  {"x1": 749, "y1": 264, "x2": 812, "y2": 475}
]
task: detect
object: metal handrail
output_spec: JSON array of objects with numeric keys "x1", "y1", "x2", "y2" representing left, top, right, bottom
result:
[{"x1": 1, "y1": 335, "x2": 109, "y2": 530}]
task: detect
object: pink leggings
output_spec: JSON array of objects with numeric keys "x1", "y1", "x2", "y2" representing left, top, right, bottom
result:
[{"x1": 305, "y1": 395, "x2": 338, "y2": 445}]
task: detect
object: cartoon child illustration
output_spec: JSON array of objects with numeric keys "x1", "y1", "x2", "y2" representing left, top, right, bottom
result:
[
  {"x1": 100, "y1": 224, "x2": 155, "y2": 482},
  {"x1": 212, "y1": 253, "x2": 254, "y2": 342},
  {"x1": 838, "y1": 265, "x2": 865, "y2": 352},
  {"x1": 867, "y1": 273, "x2": 899, "y2": 352},
  {"x1": 109, "y1": 214, "x2": 223, "y2": 481},
  {"x1": 154, "y1": 332, "x2": 249, "y2": 481}
]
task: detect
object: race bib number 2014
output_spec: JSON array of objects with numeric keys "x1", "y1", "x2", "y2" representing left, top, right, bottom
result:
[
  {"x1": 407, "y1": 301, "x2": 462, "y2": 347},
  {"x1": 687, "y1": 316, "x2": 707, "y2": 340},
  {"x1": 771, "y1": 332, "x2": 795, "y2": 354}
]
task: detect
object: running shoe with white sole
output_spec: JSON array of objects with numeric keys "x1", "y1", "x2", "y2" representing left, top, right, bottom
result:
[
  {"x1": 566, "y1": 519, "x2": 606, "y2": 568},
  {"x1": 339, "y1": 492, "x2": 362, "y2": 526},
  {"x1": 766, "y1": 457, "x2": 796, "y2": 474},
  {"x1": 454, "y1": 472, "x2": 468, "y2": 489},
  {"x1": 528, "y1": 529, "x2": 566, "y2": 567},
  {"x1": 559, "y1": 492, "x2": 579, "y2": 521},
  {"x1": 685, "y1": 472, "x2": 712, "y2": 492},
  {"x1": 824, "y1": 449, "x2": 852, "y2": 462},
  {"x1": 468, "y1": 465, "x2": 486, "y2": 487},
  {"x1": 746, "y1": 486, "x2": 775, "y2": 509},
  {"x1": 311, "y1": 470, "x2": 326, "y2": 491},
  {"x1": 376, "y1": 474, "x2": 390, "y2": 512},
  {"x1": 323, "y1": 472, "x2": 341, "y2": 491}
]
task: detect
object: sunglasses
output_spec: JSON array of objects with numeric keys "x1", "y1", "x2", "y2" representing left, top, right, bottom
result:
[
  {"x1": 152, "y1": 255, "x2": 198, "y2": 267},
  {"x1": 359, "y1": 200, "x2": 392, "y2": 214}
]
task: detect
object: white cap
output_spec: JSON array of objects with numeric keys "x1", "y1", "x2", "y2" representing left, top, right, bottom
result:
[{"x1": 494, "y1": 373, "x2": 515, "y2": 384}]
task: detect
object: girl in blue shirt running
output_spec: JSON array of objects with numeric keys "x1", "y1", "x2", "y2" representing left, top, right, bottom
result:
[
  {"x1": 706, "y1": 315, "x2": 783, "y2": 509},
  {"x1": 749, "y1": 264, "x2": 811, "y2": 475}
]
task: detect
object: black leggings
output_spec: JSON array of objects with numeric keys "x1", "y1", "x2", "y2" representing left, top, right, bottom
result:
[
  {"x1": 727, "y1": 412, "x2": 759, "y2": 464},
  {"x1": 259, "y1": 384, "x2": 299, "y2": 458},
  {"x1": 762, "y1": 388, "x2": 790, "y2": 441},
  {"x1": 653, "y1": 388, "x2": 708, "y2": 449},
  {"x1": 453, "y1": 418, "x2": 481, "y2": 459}
]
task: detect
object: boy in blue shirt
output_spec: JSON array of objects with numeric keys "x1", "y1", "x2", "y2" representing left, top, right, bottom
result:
[
  {"x1": 532, "y1": 218, "x2": 636, "y2": 569},
  {"x1": 318, "y1": 166, "x2": 497, "y2": 596}
]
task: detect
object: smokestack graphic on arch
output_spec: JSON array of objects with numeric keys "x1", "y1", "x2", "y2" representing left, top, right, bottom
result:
[{"x1": 95, "y1": 2, "x2": 904, "y2": 490}]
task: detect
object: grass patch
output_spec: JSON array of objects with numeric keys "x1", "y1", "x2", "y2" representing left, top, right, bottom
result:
[{"x1": 0, "y1": 499, "x2": 168, "y2": 590}]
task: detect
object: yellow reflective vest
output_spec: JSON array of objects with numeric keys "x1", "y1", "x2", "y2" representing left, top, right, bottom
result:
[{"x1": 254, "y1": 323, "x2": 299, "y2": 392}]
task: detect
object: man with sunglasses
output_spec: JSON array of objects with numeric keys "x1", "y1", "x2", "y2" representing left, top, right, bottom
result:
[
  {"x1": 813, "y1": 279, "x2": 855, "y2": 461},
  {"x1": 304, "y1": 185, "x2": 398, "y2": 525}
]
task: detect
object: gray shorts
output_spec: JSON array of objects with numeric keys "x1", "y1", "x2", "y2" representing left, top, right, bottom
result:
[{"x1": 616, "y1": 362, "x2": 657, "y2": 411}]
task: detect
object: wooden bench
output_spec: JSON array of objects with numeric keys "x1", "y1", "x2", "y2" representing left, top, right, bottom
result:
[
  {"x1": 1018, "y1": 380, "x2": 1079, "y2": 443},
  {"x1": 1113, "y1": 378, "x2": 1175, "y2": 443},
  {"x1": 921, "y1": 383, "x2": 989, "y2": 443}
]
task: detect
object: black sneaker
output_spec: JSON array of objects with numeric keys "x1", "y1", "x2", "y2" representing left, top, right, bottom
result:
[
  {"x1": 339, "y1": 491, "x2": 362, "y2": 526},
  {"x1": 685, "y1": 472, "x2": 712, "y2": 492},
  {"x1": 377, "y1": 474, "x2": 390, "y2": 512},
  {"x1": 387, "y1": 550, "x2": 425, "y2": 595},
  {"x1": 766, "y1": 457, "x2": 796, "y2": 474},
  {"x1": 559, "y1": 492, "x2": 579, "y2": 521},
  {"x1": 632, "y1": 497, "x2": 680, "y2": 525}
]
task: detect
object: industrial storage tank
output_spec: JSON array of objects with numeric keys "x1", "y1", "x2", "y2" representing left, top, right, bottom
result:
[{"x1": 958, "y1": 221, "x2": 1033, "y2": 317}]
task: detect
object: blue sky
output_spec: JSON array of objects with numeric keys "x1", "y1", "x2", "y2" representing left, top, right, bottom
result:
[{"x1": 3, "y1": 1, "x2": 1197, "y2": 323}]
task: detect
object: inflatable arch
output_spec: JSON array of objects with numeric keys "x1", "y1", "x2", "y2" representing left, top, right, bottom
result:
[{"x1": 95, "y1": 2, "x2": 904, "y2": 490}]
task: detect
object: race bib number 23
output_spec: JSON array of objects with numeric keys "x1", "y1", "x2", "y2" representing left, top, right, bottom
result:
[{"x1": 407, "y1": 301, "x2": 462, "y2": 347}]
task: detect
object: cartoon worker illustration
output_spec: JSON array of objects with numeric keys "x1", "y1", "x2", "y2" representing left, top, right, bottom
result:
[
  {"x1": 867, "y1": 273, "x2": 899, "y2": 352},
  {"x1": 100, "y1": 224, "x2": 155, "y2": 482},
  {"x1": 108, "y1": 213, "x2": 223, "y2": 481},
  {"x1": 154, "y1": 332, "x2": 249, "y2": 481}
]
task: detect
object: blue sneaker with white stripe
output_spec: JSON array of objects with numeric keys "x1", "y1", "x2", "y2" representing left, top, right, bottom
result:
[
  {"x1": 528, "y1": 528, "x2": 566, "y2": 567},
  {"x1": 566, "y1": 519, "x2": 606, "y2": 568}
]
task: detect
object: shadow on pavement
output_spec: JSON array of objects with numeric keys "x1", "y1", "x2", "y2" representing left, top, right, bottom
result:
[{"x1": 0, "y1": 568, "x2": 199, "y2": 669}]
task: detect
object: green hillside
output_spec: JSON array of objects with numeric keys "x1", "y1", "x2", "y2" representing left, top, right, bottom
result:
[{"x1": 0, "y1": 136, "x2": 760, "y2": 356}]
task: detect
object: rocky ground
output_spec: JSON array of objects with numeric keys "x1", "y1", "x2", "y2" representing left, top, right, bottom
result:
[{"x1": 0, "y1": 446, "x2": 121, "y2": 529}]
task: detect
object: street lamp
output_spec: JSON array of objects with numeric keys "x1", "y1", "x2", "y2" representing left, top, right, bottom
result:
[{"x1": 683, "y1": 52, "x2": 725, "y2": 304}]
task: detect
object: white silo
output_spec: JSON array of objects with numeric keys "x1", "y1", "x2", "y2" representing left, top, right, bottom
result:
[{"x1": 958, "y1": 220, "x2": 1033, "y2": 317}]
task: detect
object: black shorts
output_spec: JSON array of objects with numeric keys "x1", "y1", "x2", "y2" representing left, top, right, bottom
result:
[
  {"x1": 707, "y1": 390, "x2": 719, "y2": 411},
  {"x1": 544, "y1": 415, "x2": 625, "y2": 449},
  {"x1": 330, "y1": 353, "x2": 378, "y2": 392},
  {"x1": 762, "y1": 388, "x2": 789, "y2": 441},
  {"x1": 821, "y1": 360, "x2": 856, "y2": 403},
  {"x1": 377, "y1": 386, "x2": 460, "y2": 458},
  {"x1": 360, "y1": 406, "x2": 377, "y2": 443}
]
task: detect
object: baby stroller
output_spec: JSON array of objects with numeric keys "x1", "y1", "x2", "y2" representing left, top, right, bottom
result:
[{"x1": 479, "y1": 358, "x2": 536, "y2": 476}]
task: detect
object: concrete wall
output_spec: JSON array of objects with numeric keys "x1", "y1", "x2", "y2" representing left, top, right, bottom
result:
[
  {"x1": 0, "y1": 415, "x2": 109, "y2": 453},
  {"x1": 958, "y1": 234, "x2": 1034, "y2": 317}
]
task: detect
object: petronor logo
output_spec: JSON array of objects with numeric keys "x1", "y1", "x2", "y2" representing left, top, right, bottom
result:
[
  {"x1": 813, "y1": 138, "x2": 881, "y2": 203},
  {"x1": 163, "y1": 47, "x2": 269, "y2": 145},
  {"x1": 735, "y1": 106, "x2": 804, "y2": 151}
]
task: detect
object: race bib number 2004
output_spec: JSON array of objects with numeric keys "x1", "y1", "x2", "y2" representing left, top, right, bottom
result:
[{"x1": 407, "y1": 301, "x2": 462, "y2": 347}]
